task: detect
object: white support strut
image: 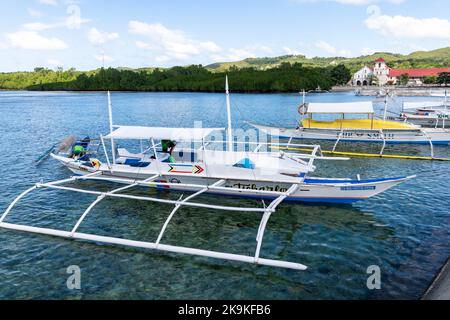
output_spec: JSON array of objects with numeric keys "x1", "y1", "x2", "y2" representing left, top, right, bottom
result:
[
  {"x1": 0, "y1": 176, "x2": 307, "y2": 271},
  {"x1": 254, "y1": 184, "x2": 300, "y2": 263},
  {"x1": 379, "y1": 129, "x2": 387, "y2": 156},
  {"x1": 332, "y1": 130, "x2": 344, "y2": 153},
  {"x1": 421, "y1": 130, "x2": 435, "y2": 158},
  {"x1": 69, "y1": 181, "x2": 143, "y2": 236},
  {"x1": 155, "y1": 180, "x2": 226, "y2": 246},
  {"x1": 0, "y1": 171, "x2": 309, "y2": 271},
  {"x1": 107, "y1": 91, "x2": 116, "y2": 165},
  {"x1": 0, "y1": 223, "x2": 307, "y2": 270},
  {"x1": 0, "y1": 173, "x2": 101, "y2": 225}
]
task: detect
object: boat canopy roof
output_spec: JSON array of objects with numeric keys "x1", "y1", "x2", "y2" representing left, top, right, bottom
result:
[
  {"x1": 105, "y1": 126, "x2": 224, "y2": 141},
  {"x1": 403, "y1": 101, "x2": 445, "y2": 110},
  {"x1": 307, "y1": 101, "x2": 374, "y2": 114}
]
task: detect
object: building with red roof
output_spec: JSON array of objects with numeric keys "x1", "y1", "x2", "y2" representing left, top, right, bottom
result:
[
  {"x1": 389, "y1": 68, "x2": 450, "y2": 78},
  {"x1": 352, "y1": 58, "x2": 450, "y2": 86}
]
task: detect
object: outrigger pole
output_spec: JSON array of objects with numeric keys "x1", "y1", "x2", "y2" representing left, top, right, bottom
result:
[
  {"x1": 225, "y1": 76, "x2": 233, "y2": 152},
  {"x1": 107, "y1": 91, "x2": 116, "y2": 164},
  {"x1": 0, "y1": 173, "x2": 307, "y2": 271}
]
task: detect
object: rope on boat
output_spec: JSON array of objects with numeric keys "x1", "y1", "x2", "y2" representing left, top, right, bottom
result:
[{"x1": 271, "y1": 146, "x2": 450, "y2": 161}]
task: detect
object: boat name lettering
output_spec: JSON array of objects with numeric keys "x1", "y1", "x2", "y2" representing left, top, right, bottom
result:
[
  {"x1": 339, "y1": 132, "x2": 395, "y2": 140},
  {"x1": 230, "y1": 183, "x2": 288, "y2": 193},
  {"x1": 341, "y1": 186, "x2": 376, "y2": 191}
]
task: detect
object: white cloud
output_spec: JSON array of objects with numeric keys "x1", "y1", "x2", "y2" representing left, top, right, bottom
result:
[
  {"x1": 210, "y1": 44, "x2": 274, "y2": 62},
  {"x1": 315, "y1": 41, "x2": 337, "y2": 54},
  {"x1": 38, "y1": 0, "x2": 58, "y2": 6},
  {"x1": 293, "y1": 0, "x2": 405, "y2": 5},
  {"x1": 28, "y1": 8, "x2": 43, "y2": 18},
  {"x1": 314, "y1": 41, "x2": 352, "y2": 57},
  {"x1": 23, "y1": 22, "x2": 54, "y2": 31},
  {"x1": 365, "y1": 5, "x2": 450, "y2": 39},
  {"x1": 47, "y1": 58, "x2": 63, "y2": 67},
  {"x1": 339, "y1": 49, "x2": 352, "y2": 57},
  {"x1": 227, "y1": 48, "x2": 257, "y2": 60},
  {"x1": 282, "y1": 46, "x2": 301, "y2": 55},
  {"x1": 361, "y1": 47, "x2": 376, "y2": 55},
  {"x1": 211, "y1": 49, "x2": 252, "y2": 62},
  {"x1": 245, "y1": 44, "x2": 273, "y2": 54},
  {"x1": 129, "y1": 20, "x2": 221, "y2": 61},
  {"x1": 23, "y1": 7, "x2": 90, "y2": 32},
  {"x1": 155, "y1": 55, "x2": 170, "y2": 63},
  {"x1": 94, "y1": 54, "x2": 114, "y2": 62},
  {"x1": 6, "y1": 31, "x2": 68, "y2": 50},
  {"x1": 87, "y1": 28, "x2": 119, "y2": 45},
  {"x1": 135, "y1": 41, "x2": 154, "y2": 50},
  {"x1": 198, "y1": 41, "x2": 221, "y2": 53}
]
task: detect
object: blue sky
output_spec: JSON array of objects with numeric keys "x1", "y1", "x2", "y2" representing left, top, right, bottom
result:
[{"x1": 0, "y1": 0, "x2": 449, "y2": 72}]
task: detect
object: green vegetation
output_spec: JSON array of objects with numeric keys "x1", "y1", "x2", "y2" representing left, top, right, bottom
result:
[
  {"x1": 0, "y1": 63, "x2": 350, "y2": 93},
  {"x1": 1, "y1": 46, "x2": 449, "y2": 92},
  {"x1": 206, "y1": 46, "x2": 450, "y2": 73},
  {"x1": 437, "y1": 72, "x2": 450, "y2": 85},
  {"x1": 399, "y1": 74, "x2": 410, "y2": 85}
]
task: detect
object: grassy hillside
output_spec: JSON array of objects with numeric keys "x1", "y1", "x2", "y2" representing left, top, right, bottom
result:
[{"x1": 206, "y1": 47, "x2": 450, "y2": 73}]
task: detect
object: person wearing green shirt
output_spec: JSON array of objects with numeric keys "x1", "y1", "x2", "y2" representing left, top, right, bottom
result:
[{"x1": 161, "y1": 140, "x2": 176, "y2": 163}]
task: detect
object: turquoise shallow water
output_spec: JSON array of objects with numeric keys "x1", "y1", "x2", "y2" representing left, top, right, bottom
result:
[{"x1": 0, "y1": 91, "x2": 449, "y2": 300}]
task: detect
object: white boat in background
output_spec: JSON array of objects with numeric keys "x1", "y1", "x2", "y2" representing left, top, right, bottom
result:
[
  {"x1": 402, "y1": 101, "x2": 447, "y2": 111},
  {"x1": 399, "y1": 91, "x2": 449, "y2": 128},
  {"x1": 0, "y1": 79, "x2": 415, "y2": 271},
  {"x1": 430, "y1": 90, "x2": 449, "y2": 97},
  {"x1": 399, "y1": 108, "x2": 450, "y2": 128},
  {"x1": 250, "y1": 97, "x2": 450, "y2": 158}
]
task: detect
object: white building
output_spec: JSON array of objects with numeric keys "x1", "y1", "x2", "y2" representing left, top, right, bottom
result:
[
  {"x1": 352, "y1": 66, "x2": 373, "y2": 86},
  {"x1": 352, "y1": 58, "x2": 450, "y2": 87},
  {"x1": 352, "y1": 58, "x2": 390, "y2": 86},
  {"x1": 372, "y1": 58, "x2": 390, "y2": 85}
]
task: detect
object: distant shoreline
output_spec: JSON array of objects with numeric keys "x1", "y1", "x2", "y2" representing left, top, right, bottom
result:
[{"x1": 0, "y1": 89, "x2": 315, "y2": 94}]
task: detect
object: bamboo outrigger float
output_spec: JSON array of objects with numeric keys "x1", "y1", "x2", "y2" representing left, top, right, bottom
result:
[{"x1": 1, "y1": 79, "x2": 415, "y2": 271}]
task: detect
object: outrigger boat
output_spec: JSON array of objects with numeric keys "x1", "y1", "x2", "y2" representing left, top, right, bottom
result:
[
  {"x1": 402, "y1": 100, "x2": 447, "y2": 112},
  {"x1": 251, "y1": 97, "x2": 450, "y2": 157},
  {"x1": 1, "y1": 80, "x2": 415, "y2": 271},
  {"x1": 397, "y1": 94, "x2": 448, "y2": 128},
  {"x1": 399, "y1": 108, "x2": 449, "y2": 128}
]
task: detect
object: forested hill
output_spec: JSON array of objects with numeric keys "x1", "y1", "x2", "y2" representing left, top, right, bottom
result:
[
  {"x1": 0, "y1": 63, "x2": 351, "y2": 93},
  {"x1": 207, "y1": 47, "x2": 450, "y2": 73}
]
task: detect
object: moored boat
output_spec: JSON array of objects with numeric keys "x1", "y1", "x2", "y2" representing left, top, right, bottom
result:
[
  {"x1": 250, "y1": 100, "x2": 450, "y2": 158},
  {"x1": 1, "y1": 80, "x2": 415, "y2": 271}
]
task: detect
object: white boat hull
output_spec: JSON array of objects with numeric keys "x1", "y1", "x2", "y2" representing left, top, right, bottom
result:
[
  {"x1": 52, "y1": 154, "x2": 411, "y2": 204},
  {"x1": 251, "y1": 123, "x2": 450, "y2": 145}
]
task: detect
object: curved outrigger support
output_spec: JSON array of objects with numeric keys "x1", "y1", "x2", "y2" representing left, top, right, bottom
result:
[{"x1": 0, "y1": 173, "x2": 307, "y2": 271}]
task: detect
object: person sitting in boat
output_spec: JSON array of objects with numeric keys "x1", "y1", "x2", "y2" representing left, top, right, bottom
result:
[
  {"x1": 160, "y1": 140, "x2": 176, "y2": 163},
  {"x1": 70, "y1": 137, "x2": 91, "y2": 160},
  {"x1": 71, "y1": 145, "x2": 86, "y2": 159}
]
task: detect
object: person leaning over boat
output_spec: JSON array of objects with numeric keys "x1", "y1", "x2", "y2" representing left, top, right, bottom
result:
[
  {"x1": 161, "y1": 139, "x2": 176, "y2": 163},
  {"x1": 70, "y1": 137, "x2": 91, "y2": 160}
]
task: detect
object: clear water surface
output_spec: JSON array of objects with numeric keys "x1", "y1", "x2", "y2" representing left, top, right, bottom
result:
[{"x1": 0, "y1": 91, "x2": 449, "y2": 300}]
